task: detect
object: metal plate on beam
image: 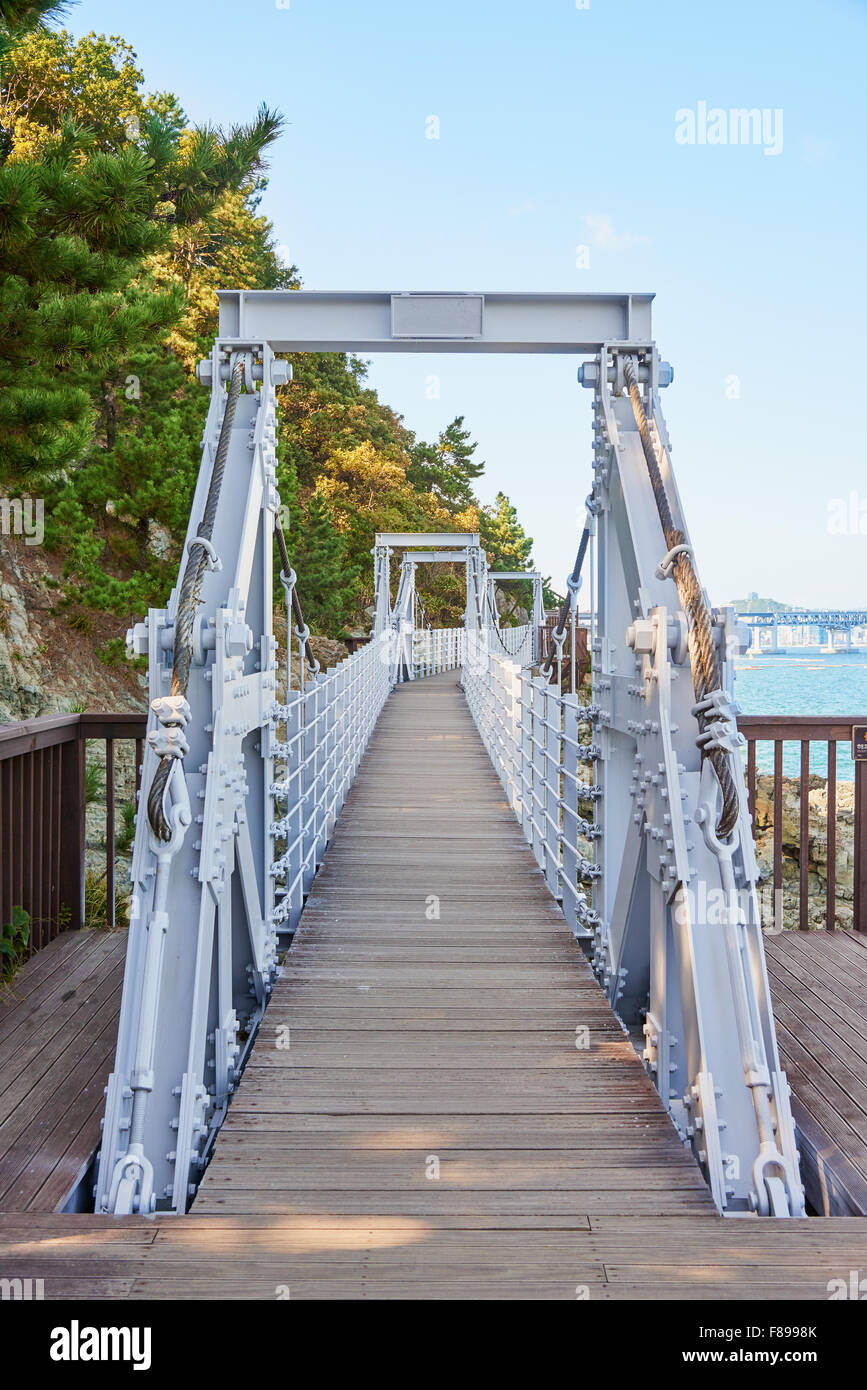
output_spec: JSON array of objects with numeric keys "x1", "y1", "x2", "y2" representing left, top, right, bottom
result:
[
  {"x1": 391, "y1": 294, "x2": 484, "y2": 340},
  {"x1": 376, "y1": 532, "x2": 479, "y2": 548}
]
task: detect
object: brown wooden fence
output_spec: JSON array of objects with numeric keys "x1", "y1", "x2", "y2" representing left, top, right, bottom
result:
[
  {"x1": 0, "y1": 712, "x2": 146, "y2": 951},
  {"x1": 540, "y1": 614, "x2": 590, "y2": 689},
  {"x1": 740, "y1": 715, "x2": 867, "y2": 932},
  {"x1": 1, "y1": 707, "x2": 864, "y2": 954}
]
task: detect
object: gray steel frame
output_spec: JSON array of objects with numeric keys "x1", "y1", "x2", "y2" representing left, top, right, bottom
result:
[{"x1": 96, "y1": 291, "x2": 804, "y2": 1220}]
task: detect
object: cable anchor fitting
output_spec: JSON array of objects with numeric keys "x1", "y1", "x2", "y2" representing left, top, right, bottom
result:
[
  {"x1": 187, "y1": 536, "x2": 222, "y2": 573},
  {"x1": 655, "y1": 543, "x2": 692, "y2": 581}
]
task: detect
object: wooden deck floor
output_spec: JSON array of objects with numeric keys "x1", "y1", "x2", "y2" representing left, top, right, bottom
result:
[
  {"x1": 3, "y1": 674, "x2": 867, "y2": 1298},
  {"x1": 767, "y1": 929, "x2": 867, "y2": 1216},
  {"x1": 194, "y1": 672, "x2": 713, "y2": 1229},
  {"x1": 0, "y1": 928, "x2": 127, "y2": 1213}
]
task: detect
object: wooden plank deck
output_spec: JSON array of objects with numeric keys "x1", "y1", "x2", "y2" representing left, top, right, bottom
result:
[
  {"x1": 194, "y1": 672, "x2": 712, "y2": 1226},
  {"x1": 0, "y1": 928, "x2": 128, "y2": 1213},
  {"x1": 3, "y1": 673, "x2": 867, "y2": 1297},
  {"x1": 766, "y1": 928, "x2": 867, "y2": 1216}
]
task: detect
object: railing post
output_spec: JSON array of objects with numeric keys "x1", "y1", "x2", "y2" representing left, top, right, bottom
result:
[
  {"x1": 856, "y1": 759, "x2": 867, "y2": 933},
  {"x1": 530, "y1": 677, "x2": 547, "y2": 872},
  {"x1": 561, "y1": 695, "x2": 580, "y2": 933},
  {"x1": 544, "y1": 685, "x2": 562, "y2": 898},
  {"x1": 60, "y1": 727, "x2": 87, "y2": 930}
]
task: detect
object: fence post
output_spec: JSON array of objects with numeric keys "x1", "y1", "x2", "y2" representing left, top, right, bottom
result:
[
  {"x1": 561, "y1": 695, "x2": 580, "y2": 932},
  {"x1": 59, "y1": 729, "x2": 86, "y2": 930},
  {"x1": 856, "y1": 760, "x2": 867, "y2": 933},
  {"x1": 544, "y1": 685, "x2": 562, "y2": 898}
]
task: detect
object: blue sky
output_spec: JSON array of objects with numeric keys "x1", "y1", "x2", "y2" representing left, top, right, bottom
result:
[{"x1": 70, "y1": 0, "x2": 867, "y2": 607}]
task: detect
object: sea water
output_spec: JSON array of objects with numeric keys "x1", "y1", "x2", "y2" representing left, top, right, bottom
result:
[{"x1": 733, "y1": 651, "x2": 867, "y2": 780}]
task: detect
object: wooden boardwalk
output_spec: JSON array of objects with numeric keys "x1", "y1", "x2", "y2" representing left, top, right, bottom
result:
[
  {"x1": 0, "y1": 929, "x2": 127, "y2": 1213},
  {"x1": 2, "y1": 674, "x2": 867, "y2": 1298},
  {"x1": 194, "y1": 672, "x2": 712, "y2": 1230},
  {"x1": 767, "y1": 929, "x2": 867, "y2": 1216}
]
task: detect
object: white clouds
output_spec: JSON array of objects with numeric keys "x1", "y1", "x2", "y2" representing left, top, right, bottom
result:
[{"x1": 581, "y1": 213, "x2": 648, "y2": 252}]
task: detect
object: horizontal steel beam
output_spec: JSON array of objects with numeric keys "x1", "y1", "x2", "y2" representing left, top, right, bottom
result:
[
  {"x1": 401, "y1": 551, "x2": 471, "y2": 564},
  {"x1": 489, "y1": 571, "x2": 540, "y2": 582},
  {"x1": 376, "y1": 532, "x2": 479, "y2": 548},
  {"x1": 218, "y1": 291, "x2": 654, "y2": 354}
]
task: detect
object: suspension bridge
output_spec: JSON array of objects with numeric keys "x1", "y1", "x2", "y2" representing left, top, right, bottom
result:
[{"x1": 1, "y1": 291, "x2": 866, "y2": 1299}]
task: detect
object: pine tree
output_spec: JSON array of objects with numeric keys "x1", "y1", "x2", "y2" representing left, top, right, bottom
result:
[
  {"x1": 480, "y1": 491, "x2": 536, "y2": 622},
  {"x1": 0, "y1": 16, "x2": 543, "y2": 645},
  {"x1": 0, "y1": 25, "x2": 282, "y2": 483},
  {"x1": 286, "y1": 491, "x2": 358, "y2": 638},
  {"x1": 481, "y1": 491, "x2": 534, "y2": 570},
  {"x1": 409, "y1": 415, "x2": 484, "y2": 515}
]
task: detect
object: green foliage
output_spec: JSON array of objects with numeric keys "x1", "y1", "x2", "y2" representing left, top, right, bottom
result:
[
  {"x1": 115, "y1": 801, "x2": 136, "y2": 855},
  {"x1": 0, "y1": 18, "x2": 543, "y2": 647},
  {"x1": 0, "y1": 25, "x2": 282, "y2": 480},
  {"x1": 481, "y1": 491, "x2": 534, "y2": 571},
  {"x1": 1, "y1": 904, "x2": 30, "y2": 978},
  {"x1": 84, "y1": 867, "x2": 129, "y2": 930},
  {"x1": 96, "y1": 636, "x2": 128, "y2": 667},
  {"x1": 542, "y1": 577, "x2": 559, "y2": 609},
  {"x1": 64, "y1": 608, "x2": 93, "y2": 634},
  {"x1": 479, "y1": 491, "x2": 536, "y2": 620},
  {"x1": 408, "y1": 415, "x2": 484, "y2": 516},
  {"x1": 283, "y1": 489, "x2": 359, "y2": 637},
  {"x1": 84, "y1": 759, "x2": 102, "y2": 803}
]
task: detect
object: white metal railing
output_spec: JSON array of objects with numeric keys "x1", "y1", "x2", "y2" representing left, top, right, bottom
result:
[
  {"x1": 412, "y1": 623, "x2": 533, "y2": 678},
  {"x1": 265, "y1": 622, "x2": 538, "y2": 936},
  {"x1": 268, "y1": 637, "x2": 391, "y2": 931},
  {"x1": 463, "y1": 646, "x2": 600, "y2": 938},
  {"x1": 413, "y1": 626, "x2": 465, "y2": 677},
  {"x1": 490, "y1": 622, "x2": 533, "y2": 664}
]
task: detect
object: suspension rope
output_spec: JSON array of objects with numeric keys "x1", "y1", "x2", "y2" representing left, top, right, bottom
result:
[
  {"x1": 148, "y1": 358, "x2": 245, "y2": 841},
  {"x1": 542, "y1": 523, "x2": 590, "y2": 676},
  {"x1": 622, "y1": 356, "x2": 739, "y2": 839},
  {"x1": 274, "y1": 510, "x2": 319, "y2": 677}
]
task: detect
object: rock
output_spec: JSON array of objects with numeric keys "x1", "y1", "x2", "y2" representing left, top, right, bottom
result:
[
  {"x1": 0, "y1": 535, "x2": 146, "y2": 723},
  {"x1": 752, "y1": 772, "x2": 856, "y2": 929},
  {"x1": 0, "y1": 579, "x2": 46, "y2": 719}
]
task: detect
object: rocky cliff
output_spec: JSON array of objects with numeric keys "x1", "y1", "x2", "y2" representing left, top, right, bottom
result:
[{"x1": 752, "y1": 773, "x2": 856, "y2": 929}]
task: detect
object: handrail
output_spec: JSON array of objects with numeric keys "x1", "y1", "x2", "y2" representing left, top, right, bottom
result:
[
  {"x1": 739, "y1": 714, "x2": 866, "y2": 933},
  {"x1": 0, "y1": 711, "x2": 146, "y2": 947}
]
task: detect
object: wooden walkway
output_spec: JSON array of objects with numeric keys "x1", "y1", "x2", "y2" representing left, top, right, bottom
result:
[
  {"x1": 767, "y1": 929, "x2": 867, "y2": 1216},
  {"x1": 194, "y1": 672, "x2": 712, "y2": 1230},
  {"x1": 0, "y1": 929, "x2": 127, "y2": 1213},
  {"x1": 2, "y1": 674, "x2": 867, "y2": 1297}
]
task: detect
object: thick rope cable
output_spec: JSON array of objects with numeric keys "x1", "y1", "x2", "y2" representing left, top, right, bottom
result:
[
  {"x1": 148, "y1": 358, "x2": 245, "y2": 841},
  {"x1": 622, "y1": 356, "x2": 738, "y2": 838}
]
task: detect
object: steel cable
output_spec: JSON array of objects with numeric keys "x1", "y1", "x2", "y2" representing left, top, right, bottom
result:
[
  {"x1": 622, "y1": 357, "x2": 738, "y2": 838},
  {"x1": 147, "y1": 358, "x2": 245, "y2": 841},
  {"x1": 274, "y1": 511, "x2": 319, "y2": 676},
  {"x1": 542, "y1": 525, "x2": 590, "y2": 676}
]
